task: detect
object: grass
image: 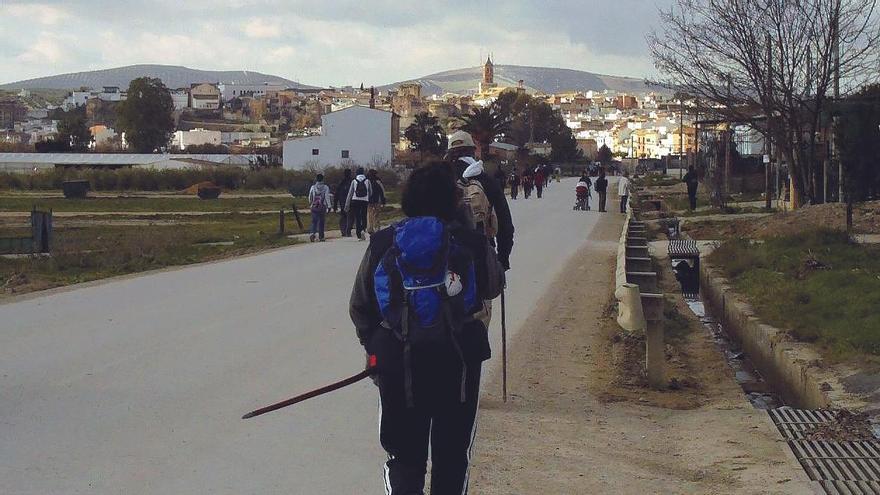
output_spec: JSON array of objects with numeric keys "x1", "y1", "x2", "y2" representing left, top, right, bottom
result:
[
  {"x1": 633, "y1": 174, "x2": 682, "y2": 188},
  {"x1": 679, "y1": 206, "x2": 774, "y2": 217},
  {"x1": 0, "y1": 195, "x2": 304, "y2": 213},
  {"x1": 1, "y1": 207, "x2": 403, "y2": 297},
  {"x1": 708, "y1": 229, "x2": 880, "y2": 360},
  {"x1": 0, "y1": 191, "x2": 401, "y2": 213}
]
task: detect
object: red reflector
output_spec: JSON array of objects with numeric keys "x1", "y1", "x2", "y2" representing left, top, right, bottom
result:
[{"x1": 369, "y1": 355, "x2": 377, "y2": 368}]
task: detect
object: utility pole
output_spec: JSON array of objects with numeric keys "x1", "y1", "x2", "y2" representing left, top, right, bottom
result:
[
  {"x1": 833, "y1": 9, "x2": 843, "y2": 203},
  {"x1": 679, "y1": 99, "x2": 685, "y2": 179},
  {"x1": 765, "y1": 32, "x2": 773, "y2": 210}
]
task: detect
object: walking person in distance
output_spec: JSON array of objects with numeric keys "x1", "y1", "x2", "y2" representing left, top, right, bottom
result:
[
  {"x1": 307, "y1": 173, "x2": 331, "y2": 242},
  {"x1": 367, "y1": 169, "x2": 387, "y2": 235},
  {"x1": 333, "y1": 168, "x2": 354, "y2": 237},
  {"x1": 345, "y1": 167, "x2": 372, "y2": 240},
  {"x1": 595, "y1": 168, "x2": 608, "y2": 212}
]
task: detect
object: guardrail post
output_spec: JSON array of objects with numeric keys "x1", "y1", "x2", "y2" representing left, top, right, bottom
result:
[{"x1": 615, "y1": 283, "x2": 646, "y2": 332}]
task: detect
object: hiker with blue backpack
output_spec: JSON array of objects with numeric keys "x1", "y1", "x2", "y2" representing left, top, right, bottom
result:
[
  {"x1": 307, "y1": 173, "x2": 331, "y2": 242},
  {"x1": 345, "y1": 167, "x2": 372, "y2": 241},
  {"x1": 350, "y1": 162, "x2": 505, "y2": 495}
]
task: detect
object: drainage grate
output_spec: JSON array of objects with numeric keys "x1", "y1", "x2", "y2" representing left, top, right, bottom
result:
[
  {"x1": 820, "y1": 480, "x2": 880, "y2": 495},
  {"x1": 770, "y1": 408, "x2": 880, "y2": 494},
  {"x1": 668, "y1": 239, "x2": 700, "y2": 258},
  {"x1": 790, "y1": 441, "x2": 880, "y2": 481},
  {"x1": 770, "y1": 407, "x2": 839, "y2": 441}
]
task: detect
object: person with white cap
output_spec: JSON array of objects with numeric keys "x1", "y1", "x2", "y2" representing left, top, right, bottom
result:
[{"x1": 445, "y1": 130, "x2": 514, "y2": 271}]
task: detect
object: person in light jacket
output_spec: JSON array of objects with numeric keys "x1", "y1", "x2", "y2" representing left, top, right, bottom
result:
[
  {"x1": 618, "y1": 172, "x2": 632, "y2": 214},
  {"x1": 345, "y1": 167, "x2": 372, "y2": 240},
  {"x1": 308, "y1": 174, "x2": 332, "y2": 242}
]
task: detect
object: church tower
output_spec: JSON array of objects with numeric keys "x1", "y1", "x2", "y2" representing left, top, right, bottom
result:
[{"x1": 479, "y1": 54, "x2": 497, "y2": 92}]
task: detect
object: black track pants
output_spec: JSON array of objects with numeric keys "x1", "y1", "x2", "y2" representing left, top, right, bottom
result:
[{"x1": 377, "y1": 357, "x2": 482, "y2": 495}]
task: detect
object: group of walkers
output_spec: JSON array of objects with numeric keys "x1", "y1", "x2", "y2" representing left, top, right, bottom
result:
[
  {"x1": 349, "y1": 129, "x2": 513, "y2": 495},
  {"x1": 505, "y1": 163, "x2": 556, "y2": 200},
  {"x1": 573, "y1": 167, "x2": 631, "y2": 213},
  {"x1": 306, "y1": 167, "x2": 386, "y2": 242}
]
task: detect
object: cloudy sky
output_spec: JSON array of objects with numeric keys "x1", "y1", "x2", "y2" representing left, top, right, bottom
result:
[{"x1": 1, "y1": 0, "x2": 671, "y2": 86}]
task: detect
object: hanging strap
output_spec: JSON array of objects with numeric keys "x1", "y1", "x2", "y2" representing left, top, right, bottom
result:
[
  {"x1": 400, "y1": 302, "x2": 416, "y2": 408},
  {"x1": 441, "y1": 299, "x2": 468, "y2": 404}
]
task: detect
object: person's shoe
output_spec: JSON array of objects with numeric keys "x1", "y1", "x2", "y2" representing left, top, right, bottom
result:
[
  {"x1": 319, "y1": 237, "x2": 326, "y2": 242},
  {"x1": 309, "y1": 234, "x2": 316, "y2": 242}
]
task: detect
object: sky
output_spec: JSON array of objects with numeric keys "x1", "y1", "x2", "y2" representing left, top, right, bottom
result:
[{"x1": 0, "y1": 0, "x2": 672, "y2": 86}]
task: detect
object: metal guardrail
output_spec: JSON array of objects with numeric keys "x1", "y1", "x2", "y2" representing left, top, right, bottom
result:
[{"x1": 614, "y1": 189, "x2": 666, "y2": 389}]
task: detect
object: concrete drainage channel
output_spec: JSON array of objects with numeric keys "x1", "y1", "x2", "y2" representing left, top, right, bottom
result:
[{"x1": 667, "y1": 236, "x2": 880, "y2": 494}]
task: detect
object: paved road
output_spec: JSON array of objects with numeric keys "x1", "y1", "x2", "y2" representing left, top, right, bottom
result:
[{"x1": 0, "y1": 178, "x2": 614, "y2": 494}]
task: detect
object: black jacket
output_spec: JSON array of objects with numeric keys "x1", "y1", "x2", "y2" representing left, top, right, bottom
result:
[
  {"x1": 333, "y1": 176, "x2": 353, "y2": 211},
  {"x1": 349, "y1": 222, "x2": 492, "y2": 365},
  {"x1": 594, "y1": 177, "x2": 608, "y2": 193},
  {"x1": 368, "y1": 178, "x2": 386, "y2": 205},
  {"x1": 476, "y1": 172, "x2": 514, "y2": 269}
]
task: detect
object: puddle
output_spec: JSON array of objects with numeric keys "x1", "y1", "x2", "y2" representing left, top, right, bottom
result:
[{"x1": 672, "y1": 259, "x2": 784, "y2": 410}]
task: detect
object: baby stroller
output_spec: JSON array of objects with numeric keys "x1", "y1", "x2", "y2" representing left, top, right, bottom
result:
[{"x1": 573, "y1": 181, "x2": 590, "y2": 211}]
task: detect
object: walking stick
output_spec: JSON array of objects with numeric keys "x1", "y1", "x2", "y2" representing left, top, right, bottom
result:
[
  {"x1": 243, "y1": 356, "x2": 377, "y2": 420},
  {"x1": 501, "y1": 288, "x2": 508, "y2": 403}
]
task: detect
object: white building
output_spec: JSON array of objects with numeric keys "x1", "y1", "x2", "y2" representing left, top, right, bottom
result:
[
  {"x1": 218, "y1": 83, "x2": 287, "y2": 101},
  {"x1": 170, "y1": 89, "x2": 190, "y2": 111},
  {"x1": 282, "y1": 105, "x2": 397, "y2": 170},
  {"x1": 173, "y1": 128, "x2": 222, "y2": 150},
  {"x1": 61, "y1": 87, "x2": 126, "y2": 110}
]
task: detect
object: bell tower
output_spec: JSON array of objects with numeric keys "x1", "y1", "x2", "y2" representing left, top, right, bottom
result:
[{"x1": 479, "y1": 54, "x2": 497, "y2": 92}]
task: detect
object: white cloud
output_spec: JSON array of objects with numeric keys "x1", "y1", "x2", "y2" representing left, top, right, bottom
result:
[
  {"x1": 241, "y1": 17, "x2": 282, "y2": 39},
  {"x1": 15, "y1": 35, "x2": 66, "y2": 64},
  {"x1": 2, "y1": 3, "x2": 66, "y2": 25},
  {"x1": 0, "y1": 1, "x2": 666, "y2": 86}
]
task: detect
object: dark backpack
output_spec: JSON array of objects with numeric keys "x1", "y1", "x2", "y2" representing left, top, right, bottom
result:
[
  {"x1": 373, "y1": 217, "x2": 479, "y2": 406},
  {"x1": 354, "y1": 178, "x2": 368, "y2": 199}
]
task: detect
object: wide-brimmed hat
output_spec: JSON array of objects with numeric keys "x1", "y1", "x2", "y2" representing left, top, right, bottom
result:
[{"x1": 447, "y1": 130, "x2": 476, "y2": 150}]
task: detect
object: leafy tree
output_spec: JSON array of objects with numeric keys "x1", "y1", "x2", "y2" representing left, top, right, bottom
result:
[
  {"x1": 116, "y1": 77, "x2": 175, "y2": 153},
  {"x1": 549, "y1": 124, "x2": 582, "y2": 163},
  {"x1": 596, "y1": 144, "x2": 613, "y2": 164},
  {"x1": 56, "y1": 107, "x2": 91, "y2": 151},
  {"x1": 404, "y1": 112, "x2": 447, "y2": 156},
  {"x1": 459, "y1": 106, "x2": 510, "y2": 158}
]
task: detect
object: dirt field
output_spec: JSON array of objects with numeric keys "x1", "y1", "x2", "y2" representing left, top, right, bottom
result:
[{"x1": 469, "y1": 213, "x2": 810, "y2": 494}]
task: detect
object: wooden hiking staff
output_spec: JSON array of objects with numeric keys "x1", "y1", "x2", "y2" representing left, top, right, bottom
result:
[
  {"x1": 243, "y1": 356, "x2": 377, "y2": 420},
  {"x1": 501, "y1": 288, "x2": 508, "y2": 403}
]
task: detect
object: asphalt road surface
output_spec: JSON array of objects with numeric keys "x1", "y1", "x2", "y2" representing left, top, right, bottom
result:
[{"x1": 0, "y1": 177, "x2": 614, "y2": 494}]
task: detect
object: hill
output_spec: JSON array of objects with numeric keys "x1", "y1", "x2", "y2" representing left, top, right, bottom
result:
[
  {"x1": 380, "y1": 65, "x2": 669, "y2": 96},
  {"x1": 0, "y1": 65, "x2": 316, "y2": 91}
]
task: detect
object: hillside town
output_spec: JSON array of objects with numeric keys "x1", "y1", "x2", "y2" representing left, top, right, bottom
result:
[{"x1": 0, "y1": 57, "x2": 712, "y2": 172}]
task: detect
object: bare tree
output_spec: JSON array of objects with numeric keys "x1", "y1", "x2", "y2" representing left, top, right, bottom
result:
[{"x1": 650, "y1": 0, "x2": 879, "y2": 207}]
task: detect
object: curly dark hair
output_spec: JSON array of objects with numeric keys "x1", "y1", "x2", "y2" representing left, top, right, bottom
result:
[{"x1": 401, "y1": 161, "x2": 459, "y2": 221}]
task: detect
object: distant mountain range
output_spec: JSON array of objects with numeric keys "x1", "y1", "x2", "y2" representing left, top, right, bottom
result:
[
  {"x1": 0, "y1": 64, "x2": 316, "y2": 91},
  {"x1": 1, "y1": 63, "x2": 666, "y2": 96},
  {"x1": 381, "y1": 65, "x2": 669, "y2": 95}
]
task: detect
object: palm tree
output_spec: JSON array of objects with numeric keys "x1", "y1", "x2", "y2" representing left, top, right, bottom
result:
[
  {"x1": 404, "y1": 112, "x2": 447, "y2": 157},
  {"x1": 459, "y1": 107, "x2": 511, "y2": 159}
]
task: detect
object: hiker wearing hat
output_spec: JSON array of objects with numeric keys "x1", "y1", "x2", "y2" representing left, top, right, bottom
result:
[{"x1": 445, "y1": 130, "x2": 514, "y2": 271}]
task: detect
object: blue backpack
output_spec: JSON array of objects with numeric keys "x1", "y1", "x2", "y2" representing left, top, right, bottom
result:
[{"x1": 374, "y1": 217, "x2": 478, "y2": 406}]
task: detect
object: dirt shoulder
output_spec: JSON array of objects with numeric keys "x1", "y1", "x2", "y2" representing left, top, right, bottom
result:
[{"x1": 469, "y1": 212, "x2": 810, "y2": 494}]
